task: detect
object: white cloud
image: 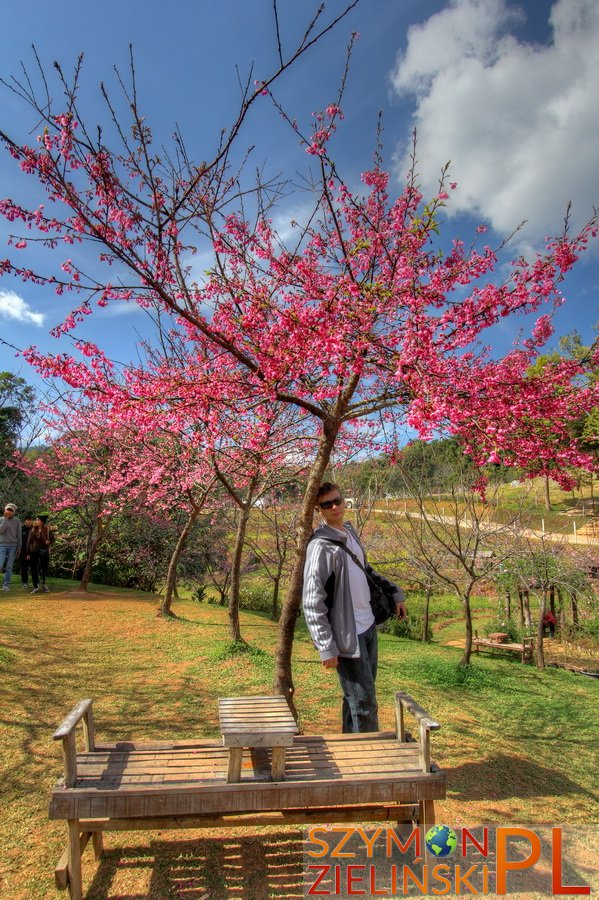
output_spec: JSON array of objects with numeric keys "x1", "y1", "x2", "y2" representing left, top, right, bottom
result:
[
  {"x1": 0, "y1": 290, "x2": 45, "y2": 326},
  {"x1": 391, "y1": 0, "x2": 599, "y2": 241}
]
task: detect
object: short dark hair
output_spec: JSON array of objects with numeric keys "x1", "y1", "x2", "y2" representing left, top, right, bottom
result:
[{"x1": 316, "y1": 482, "x2": 341, "y2": 504}]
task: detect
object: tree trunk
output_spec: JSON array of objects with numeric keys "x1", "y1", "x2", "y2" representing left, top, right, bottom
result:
[
  {"x1": 160, "y1": 506, "x2": 199, "y2": 617},
  {"x1": 460, "y1": 591, "x2": 473, "y2": 666},
  {"x1": 518, "y1": 589, "x2": 525, "y2": 626},
  {"x1": 422, "y1": 586, "x2": 431, "y2": 642},
  {"x1": 271, "y1": 573, "x2": 281, "y2": 621},
  {"x1": 228, "y1": 503, "x2": 251, "y2": 642},
  {"x1": 505, "y1": 590, "x2": 511, "y2": 621},
  {"x1": 571, "y1": 591, "x2": 579, "y2": 626},
  {"x1": 543, "y1": 474, "x2": 551, "y2": 512},
  {"x1": 536, "y1": 598, "x2": 545, "y2": 669},
  {"x1": 549, "y1": 584, "x2": 556, "y2": 616},
  {"x1": 557, "y1": 587, "x2": 565, "y2": 633},
  {"x1": 523, "y1": 590, "x2": 532, "y2": 628},
  {"x1": 274, "y1": 420, "x2": 339, "y2": 713},
  {"x1": 79, "y1": 522, "x2": 103, "y2": 591}
]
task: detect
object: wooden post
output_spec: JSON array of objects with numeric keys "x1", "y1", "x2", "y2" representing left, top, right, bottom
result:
[
  {"x1": 82, "y1": 706, "x2": 95, "y2": 752},
  {"x1": 395, "y1": 695, "x2": 405, "y2": 741},
  {"x1": 419, "y1": 722, "x2": 431, "y2": 773},
  {"x1": 271, "y1": 746, "x2": 286, "y2": 781},
  {"x1": 92, "y1": 831, "x2": 104, "y2": 860},
  {"x1": 419, "y1": 799, "x2": 436, "y2": 857},
  {"x1": 227, "y1": 748, "x2": 243, "y2": 783},
  {"x1": 63, "y1": 731, "x2": 78, "y2": 788},
  {"x1": 67, "y1": 821, "x2": 83, "y2": 900}
]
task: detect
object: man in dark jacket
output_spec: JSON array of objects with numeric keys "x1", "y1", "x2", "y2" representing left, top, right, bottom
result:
[
  {"x1": 302, "y1": 482, "x2": 407, "y2": 733},
  {"x1": 20, "y1": 514, "x2": 33, "y2": 588}
]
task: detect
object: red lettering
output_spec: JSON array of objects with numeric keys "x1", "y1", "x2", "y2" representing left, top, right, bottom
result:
[
  {"x1": 347, "y1": 864, "x2": 366, "y2": 894},
  {"x1": 551, "y1": 828, "x2": 590, "y2": 895},
  {"x1": 387, "y1": 827, "x2": 421, "y2": 857},
  {"x1": 462, "y1": 828, "x2": 489, "y2": 858},
  {"x1": 307, "y1": 865, "x2": 331, "y2": 895},
  {"x1": 370, "y1": 864, "x2": 390, "y2": 895}
]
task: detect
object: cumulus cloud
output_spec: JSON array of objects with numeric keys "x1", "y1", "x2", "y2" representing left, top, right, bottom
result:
[
  {"x1": 0, "y1": 290, "x2": 45, "y2": 326},
  {"x1": 391, "y1": 0, "x2": 599, "y2": 241}
]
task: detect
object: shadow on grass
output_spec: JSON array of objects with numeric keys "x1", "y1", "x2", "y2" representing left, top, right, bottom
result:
[
  {"x1": 85, "y1": 831, "x2": 304, "y2": 899},
  {"x1": 450, "y1": 753, "x2": 599, "y2": 802}
]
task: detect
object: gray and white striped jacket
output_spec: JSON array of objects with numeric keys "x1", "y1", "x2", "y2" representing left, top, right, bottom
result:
[{"x1": 302, "y1": 522, "x2": 403, "y2": 662}]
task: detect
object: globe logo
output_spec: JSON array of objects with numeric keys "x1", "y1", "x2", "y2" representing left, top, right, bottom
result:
[{"x1": 425, "y1": 825, "x2": 458, "y2": 858}]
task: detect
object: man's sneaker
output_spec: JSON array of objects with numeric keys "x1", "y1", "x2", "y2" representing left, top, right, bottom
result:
[
  {"x1": 22, "y1": 583, "x2": 28, "y2": 589},
  {"x1": 30, "y1": 588, "x2": 40, "y2": 594},
  {"x1": 42, "y1": 585, "x2": 49, "y2": 593},
  {"x1": 2, "y1": 585, "x2": 9, "y2": 592}
]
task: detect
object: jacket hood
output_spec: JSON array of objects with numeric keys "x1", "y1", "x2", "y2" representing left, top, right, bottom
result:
[{"x1": 311, "y1": 522, "x2": 354, "y2": 543}]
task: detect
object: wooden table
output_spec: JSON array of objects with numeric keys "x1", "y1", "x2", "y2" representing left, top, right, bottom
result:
[
  {"x1": 488, "y1": 632, "x2": 509, "y2": 643},
  {"x1": 218, "y1": 695, "x2": 298, "y2": 783}
]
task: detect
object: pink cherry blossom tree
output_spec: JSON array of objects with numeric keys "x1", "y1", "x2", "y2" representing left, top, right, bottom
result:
[
  {"x1": 32, "y1": 402, "x2": 125, "y2": 590},
  {"x1": 1, "y1": 25, "x2": 598, "y2": 705}
]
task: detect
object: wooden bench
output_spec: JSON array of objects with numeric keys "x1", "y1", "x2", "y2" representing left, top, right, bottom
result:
[
  {"x1": 473, "y1": 631, "x2": 534, "y2": 663},
  {"x1": 49, "y1": 692, "x2": 445, "y2": 899}
]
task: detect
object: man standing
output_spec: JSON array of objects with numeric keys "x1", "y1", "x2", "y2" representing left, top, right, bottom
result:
[
  {"x1": 0, "y1": 503, "x2": 22, "y2": 592},
  {"x1": 302, "y1": 482, "x2": 407, "y2": 733}
]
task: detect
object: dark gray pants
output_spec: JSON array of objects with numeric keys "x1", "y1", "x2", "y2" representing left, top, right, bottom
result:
[{"x1": 337, "y1": 622, "x2": 379, "y2": 733}]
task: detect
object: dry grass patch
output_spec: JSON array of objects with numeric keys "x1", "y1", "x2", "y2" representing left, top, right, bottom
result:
[{"x1": 1, "y1": 584, "x2": 597, "y2": 898}]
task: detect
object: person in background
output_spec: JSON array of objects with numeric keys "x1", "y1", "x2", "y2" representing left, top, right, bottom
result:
[
  {"x1": 542, "y1": 609, "x2": 557, "y2": 638},
  {"x1": 28, "y1": 515, "x2": 51, "y2": 594},
  {"x1": 20, "y1": 514, "x2": 33, "y2": 589},
  {"x1": 302, "y1": 482, "x2": 407, "y2": 733},
  {"x1": 0, "y1": 503, "x2": 22, "y2": 592}
]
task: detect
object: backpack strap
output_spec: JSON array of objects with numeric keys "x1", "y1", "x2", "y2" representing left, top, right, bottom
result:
[{"x1": 313, "y1": 536, "x2": 379, "y2": 590}]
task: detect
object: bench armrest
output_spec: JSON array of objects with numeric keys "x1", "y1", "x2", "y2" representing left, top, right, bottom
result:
[
  {"x1": 53, "y1": 699, "x2": 95, "y2": 787},
  {"x1": 395, "y1": 692, "x2": 440, "y2": 774}
]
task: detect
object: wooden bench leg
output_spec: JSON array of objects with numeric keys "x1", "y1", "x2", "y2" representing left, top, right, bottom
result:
[
  {"x1": 227, "y1": 748, "x2": 243, "y2": 783},
  {"x1": 67, "y1": 820, "x2": 83, "y2": 900},
  {"x1": 271, "y1": 746, "x2": 286, "y2": 781},
  {"x1": 92, "y1": 831, "x2": 104, "y2": 860},
  {"x1": 418, "y1": 800, "x2": 436, "y2": 858}
]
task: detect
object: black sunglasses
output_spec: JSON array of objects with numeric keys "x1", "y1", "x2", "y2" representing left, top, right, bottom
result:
[{"x1": 319, "y1": 496, "x2": 344, "y2": 510}]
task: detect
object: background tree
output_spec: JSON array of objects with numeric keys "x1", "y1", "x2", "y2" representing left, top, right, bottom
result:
[
  {"x1": 383, "y1": 456, "x2": 520, "y2": 665},
  {"x1": 0, "y1": 371, "x2": 45, "y2": 509},
  {"x1": 245, "y1": 499, "x2": 300, "y2": 620}
]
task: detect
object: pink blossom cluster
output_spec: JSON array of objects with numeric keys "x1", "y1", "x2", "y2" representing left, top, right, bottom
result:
[{"x1": 1, "y1": 98, "x2": 598, "y2": 493}]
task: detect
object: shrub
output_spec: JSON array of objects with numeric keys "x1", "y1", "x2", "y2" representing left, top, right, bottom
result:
[
  {"x1": 382, "y1": 613, "x2": 432, "y2": 642},
  {"x1": 238, "y1": 585, "x2": 272, "y2": 613},
  {"x1": 193, "y1": 585, "x2": 208, "y2": 603},
  {"x1": 484, "y1": 618, "x2": 528, "y2": 642}
]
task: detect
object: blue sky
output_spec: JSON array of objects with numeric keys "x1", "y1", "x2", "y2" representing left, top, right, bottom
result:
[{"x1": 0, "y1": 0, "x2": 597, "y2": 386}]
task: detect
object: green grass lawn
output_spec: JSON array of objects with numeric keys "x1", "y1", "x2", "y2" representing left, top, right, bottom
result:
[{"x1": 1, "y1": 580, "x2": 597, "y2": 898}]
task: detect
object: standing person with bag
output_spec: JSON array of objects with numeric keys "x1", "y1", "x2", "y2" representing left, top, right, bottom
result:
[
  {"x1": 302, "y1": 482, "x2": 407, "y2": 733},
  {"x1": 28, "y1": 516, "x2": 51, "y2": 594}
]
